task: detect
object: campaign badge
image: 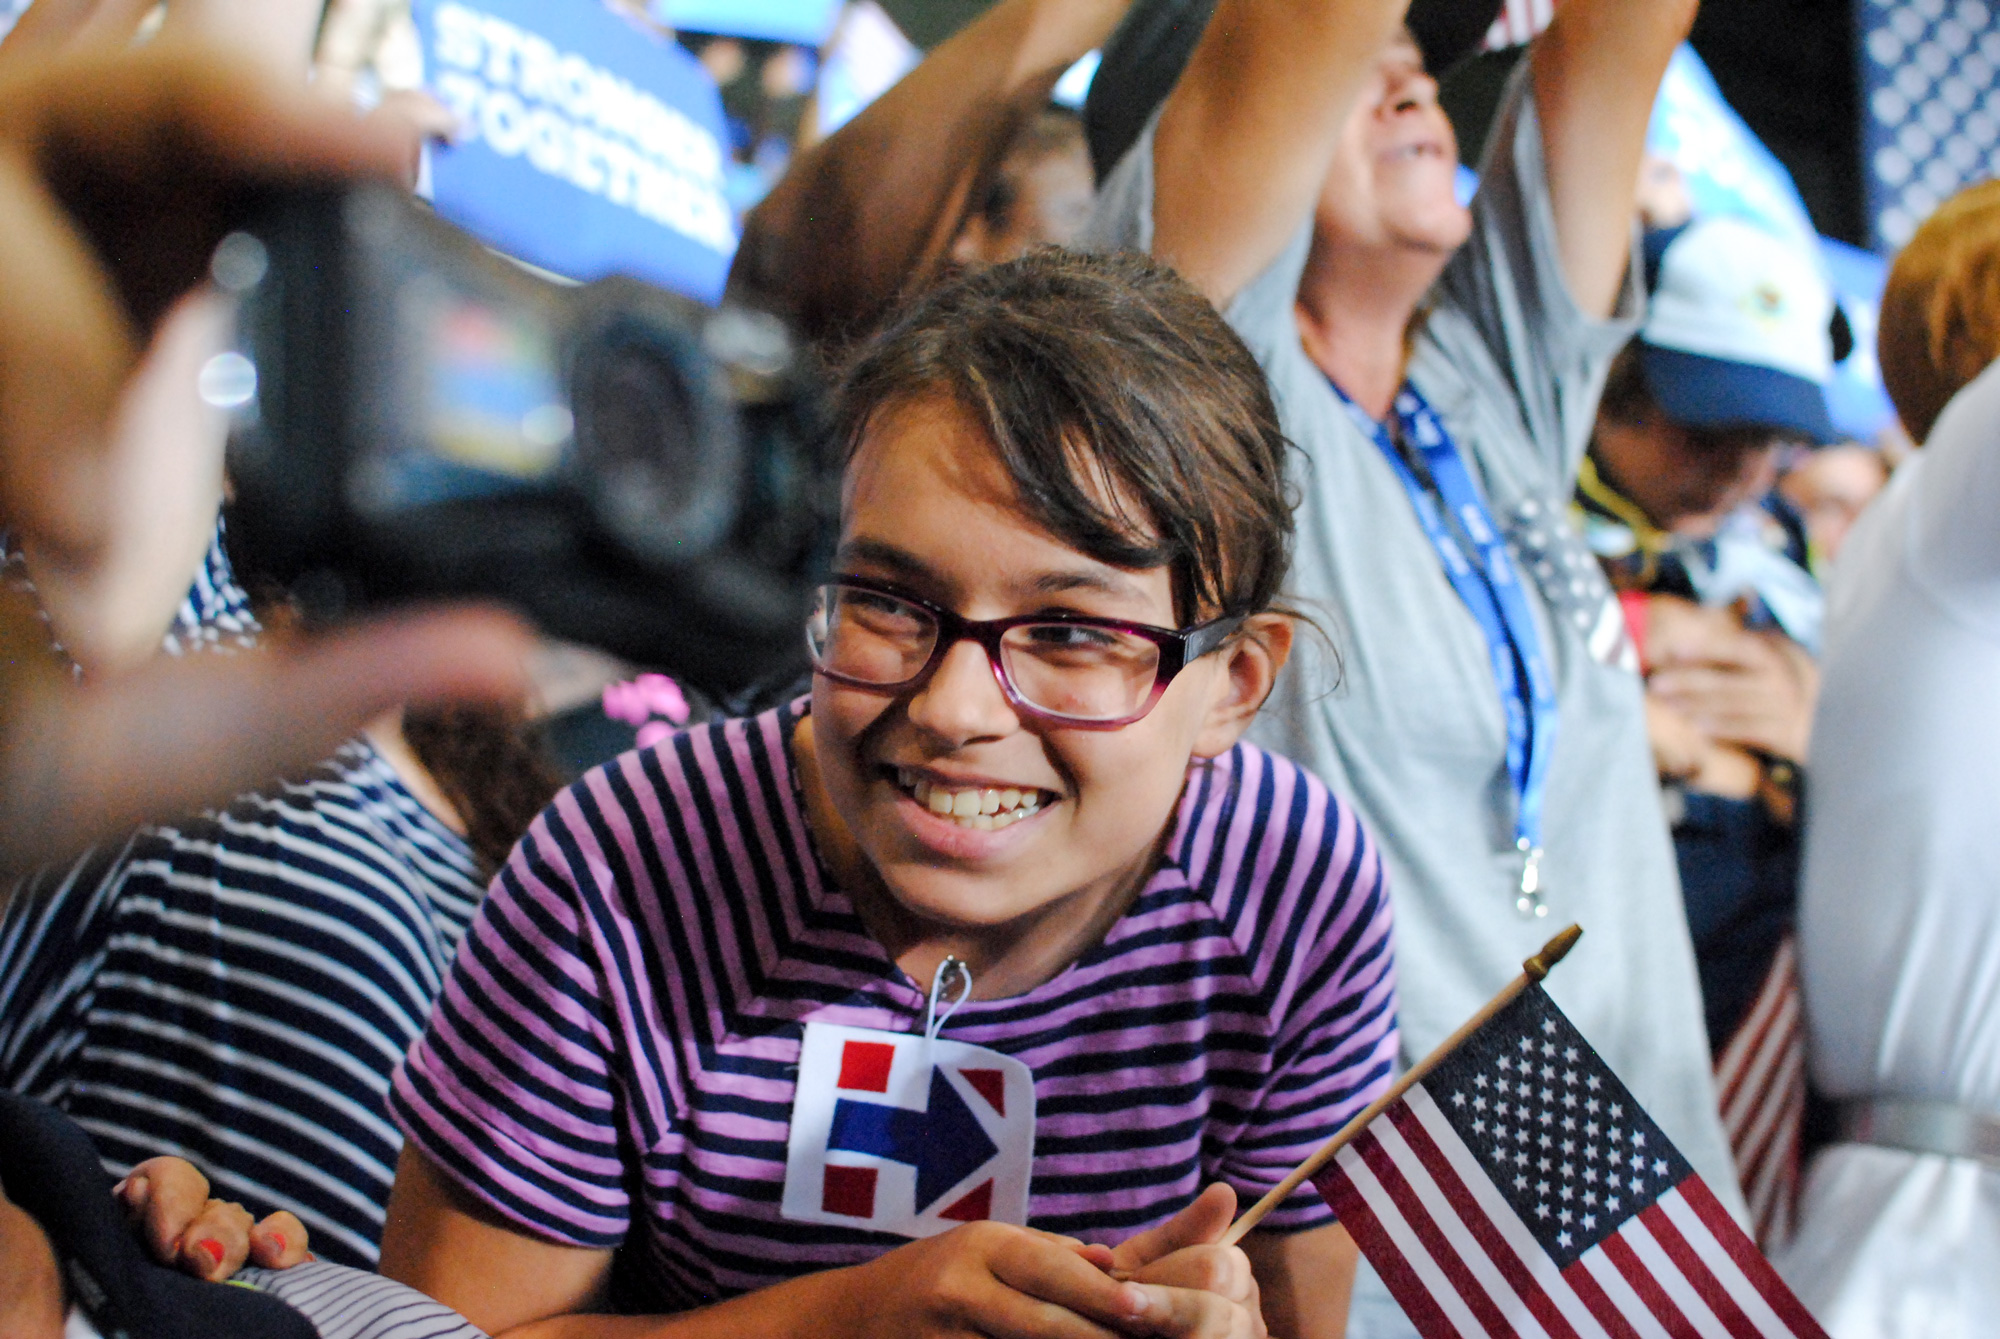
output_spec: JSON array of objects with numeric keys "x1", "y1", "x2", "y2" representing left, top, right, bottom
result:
[{"x1": 781, "y1": 1021, "x2": 1035, "y2": 1237}]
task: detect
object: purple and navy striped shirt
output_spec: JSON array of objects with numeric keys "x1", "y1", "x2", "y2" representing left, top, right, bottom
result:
[{"x1": 389, "y1": 701, "x2": 1397, "y2": 1309}]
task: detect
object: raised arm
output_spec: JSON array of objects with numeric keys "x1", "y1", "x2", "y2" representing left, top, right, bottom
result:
[
  {"x1": 1529, "y1": 0, "x2": 1697, "y2": 318},
  {"x1": 1150, "y1": 0, "x2": 1411, "y2": 309},
  {"x1": 729, "y1": 0, "x2": 1127, "y2": 343}
]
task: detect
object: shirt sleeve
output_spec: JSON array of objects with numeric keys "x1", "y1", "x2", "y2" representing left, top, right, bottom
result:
[
  {"x1": 1202, "y1": 750, "x2": 1401, "y2": 1233},
  {"x1": 1906, "y1": 357, "x2": 2000, "y2": 640},
  {"x1": 388, "y1": 790, "x2": 648, "y2": 1250},
  {"x1": 1426, "y1": 63, "x2": 1643, "y2": 487}
]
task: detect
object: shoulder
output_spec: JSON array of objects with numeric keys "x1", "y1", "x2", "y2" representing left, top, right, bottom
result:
[
  {"x1": 1169, "y1": 740, "x2": 1386, "y2": 945},
  {"x1": 504, "y1": 703, "x2": 809, "y2": 918}
]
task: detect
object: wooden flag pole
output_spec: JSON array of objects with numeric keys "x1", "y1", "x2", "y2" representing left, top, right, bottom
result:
[{"x1": 1220, "y1": 923, "x2": 1583, "y2": 1247}]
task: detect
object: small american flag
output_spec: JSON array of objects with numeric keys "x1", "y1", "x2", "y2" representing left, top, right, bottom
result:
[
  {"x1": 1314, "y1": 983, "x2": 1827, "y2": 1339},
  {"x1": 1714, "y1": 935, "x2": 1805, "y2": 1251}
]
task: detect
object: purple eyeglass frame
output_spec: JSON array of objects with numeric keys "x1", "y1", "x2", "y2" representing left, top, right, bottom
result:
[{"x1": 807, "y1": 575, "x2": 1246, "y2": 730}]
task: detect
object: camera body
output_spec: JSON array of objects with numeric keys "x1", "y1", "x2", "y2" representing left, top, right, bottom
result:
[{"x1": 217, "y1": 183, "x2": 828, "y2": 691}]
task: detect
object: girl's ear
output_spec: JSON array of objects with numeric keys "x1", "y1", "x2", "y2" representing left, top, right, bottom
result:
[{"x1": 1191, "y1": 613, "x2": 1294, "y2": 758}]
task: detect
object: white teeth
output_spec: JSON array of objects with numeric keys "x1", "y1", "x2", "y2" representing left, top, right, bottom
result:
[{"x1": 899, "y1": 773, "x2": 1045, "y2": 829}]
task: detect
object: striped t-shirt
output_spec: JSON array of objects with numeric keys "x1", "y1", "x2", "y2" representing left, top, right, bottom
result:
[
  {"x1": 390, "y1": 700, "x2": 1398, "y2": 1309},
  {"x1": 0, "y1": 531, "x2": 485, "y2": 1267}
]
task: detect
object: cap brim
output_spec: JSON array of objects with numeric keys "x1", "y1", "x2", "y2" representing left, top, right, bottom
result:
[{"x1": 1639, "y1": 345, "x2": 1839, "y2": 445}]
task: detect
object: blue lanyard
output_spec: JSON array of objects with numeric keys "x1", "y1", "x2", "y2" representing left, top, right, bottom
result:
[{"x1": 1336, "y1": 382, "x2": 1558, "y2": 917}]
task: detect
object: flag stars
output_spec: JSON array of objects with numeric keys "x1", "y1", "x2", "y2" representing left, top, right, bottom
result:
[
  {"x1": 1536, "y1": 1203, "x2": 1551, "y2": 1219},
  {"x1": 1474, "y1": 1096, "x2": 1488, "y2": 1112},
  {"x1": 1587, "y1": 1076, "x2": 1602, "y2": 1092},
  {"x1": 1451, "y1": 1092, "x2": 1467, "y2": 1108},
  {"x1": 1542, "y1": 1020, "x2": 1557, "y2": 1035},
  {"x1": 1559, "y1": 1208, "x2": 1573, "y2": 1224},
  {"x1": 1538, "y1": 1157, "x2": 1552, "y2": 1173},
  {"x1": 1472, "y1": 1118, "x2": 1487, "y2": 1134},
  {"x1": 1565, "y1": 1047, "x2": 1578, "y2": 1063},
  {"x1": 1611, "y1": 1104, "x2": 1624, "y2": 1119},
  {"x1": 1629, "y1": 1153, "x2": 1645, "y2": 1171},
  {"x1": 1499, "y1": 1056, "x2": 1513, "y2": 1071},
  {"x1": 1607, "y1": 1195, "x2": 1622, "y2": 1212},
  {"x1": 1633, "y1": 1133, "x2": 1646, "y2": 1149},
  {"x1": 1558, "y1": 1230, "x2": 1573, "y2": 1248},
  {"x1": 1564, "y1": 1069, "x2": 1577, "y2": 1085},
  {"x1": 1562, "y1": 1092, "x2": 1578, "y2": 1109},
  {"x1": 1629, "y1": 1176, "x2": 1644, "y2": 1193},
  {"x1": 1586, "y1": 1098, "x2": 1600, "y2": 1114},
  {"x1": 1514, "y1": 1174, "x2": 1529, "y2": 1191},
  {"x1": 1582, "y1": 1213, "x2": 1597, "y2": 1230},
  {"x1": 1559, "y1": 1184, "x2": 1573, "y2": 1202},
  {"x1": 1585, "y1": 1121, "x2": 1600, "y2": 1139},
  {"x1": 1653, "y1": 1159, "x2": 1669, "y2": 1177},
  {"x1": 1475, "y1": 1074, "x2": 1489, "y2": 1089},
  {"x1": 1583, "y1": 1190, "x2": 1597, "y2": 1206}
]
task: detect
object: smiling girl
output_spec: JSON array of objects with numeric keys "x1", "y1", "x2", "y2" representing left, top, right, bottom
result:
[{"x1": 377, "y1": 251, "x2": 1398, "y2": 1339}]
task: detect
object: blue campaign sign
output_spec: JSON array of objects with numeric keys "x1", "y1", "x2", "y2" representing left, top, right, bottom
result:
[
  {"x1": 414, "y1": 0, "x2": 737, "y2": 303},
  {"x1": 1647, "y1": 45, "x2": 1819, "y2": 255},
  {"x1": 1818, "y1": 236, "x2": 1897, "y2": 441},
  {"x1": 658, "y1": 0, "x2": 842, "y2": 45}
]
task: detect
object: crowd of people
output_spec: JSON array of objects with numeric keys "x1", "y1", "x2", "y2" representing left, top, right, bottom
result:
[{"x1": 0, "y1": 0, "x2": 1991, "y2": 1337}]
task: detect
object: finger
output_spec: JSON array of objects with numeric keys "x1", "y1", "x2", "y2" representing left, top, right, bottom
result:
[
  {"x1": 249, "y1": 1211, "x2": 310, "y2": 1268},
  {"x1": 0, "y1": 148, "x2": 130, "y2": 563},
  {"x1": 1121, "y1": 1284, "x2": 1258, "y2": 1339},
  {"x1": 116, "y1": 1157, "x2": 212, "y2": 1265},
  {"x1": 0, "y1": 45, "x2": 417, "y2": 330},
  {"x1": 174, "y1": 1198, "x2": 254, "y2": 1281},
  {"x1": 989, "y1": 1236, "x2": 1153, "y2": 1334},
  {"x1": 0, "y1": 604, "x2": 533, "y2": 876},
  {"x1": 1124, "y1": 1245, "x2": 1257, "y2": 1306},
  {"x1": 1110, "y1": 1184, "x2": 1237, "y2": 1273}
]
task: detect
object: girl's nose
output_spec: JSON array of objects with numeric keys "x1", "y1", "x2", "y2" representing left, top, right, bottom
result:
[{"x1": 904, "y1": 638, "x2": 1018, "y2": 743}]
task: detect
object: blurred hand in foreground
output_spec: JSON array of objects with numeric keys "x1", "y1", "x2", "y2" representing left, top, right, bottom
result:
[{"x1": 0, "y1": 43, "x2": 533, "y2": 881}]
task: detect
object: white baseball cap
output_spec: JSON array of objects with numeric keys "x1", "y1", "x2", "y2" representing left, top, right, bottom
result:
[{"x1": 1637, "y1": 216, "x2": 1839, "y2": 445}]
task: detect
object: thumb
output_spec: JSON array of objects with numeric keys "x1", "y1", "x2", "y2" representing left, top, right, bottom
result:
[{"x1": 1110, "y1": 1182, "x2": 1238, "y2": 1273}]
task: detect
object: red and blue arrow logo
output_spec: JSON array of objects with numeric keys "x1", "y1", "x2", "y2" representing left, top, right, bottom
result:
[{"x1": 828, "y1": 1065, "x2": 1001, "y2": 1215}]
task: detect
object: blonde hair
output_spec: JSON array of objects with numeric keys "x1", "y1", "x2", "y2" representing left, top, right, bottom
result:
[{"x1": 1879, "y1": 179, "x2": 2000, "y2": 443}]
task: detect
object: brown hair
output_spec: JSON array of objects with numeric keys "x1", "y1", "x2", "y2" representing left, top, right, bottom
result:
[
  {"x1": 829, "y1": 248, "x2": 1294, "y2": 623},
  {"x1": 403, "y1": 704, "x2": 564, "y2": 878},
  {"x1": 1879, "y1": 179, "x2": 2000, "y2": 444}
]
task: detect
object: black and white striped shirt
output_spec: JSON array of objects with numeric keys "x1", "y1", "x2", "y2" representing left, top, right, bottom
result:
[{"x1": 0, "y1": 535, "x2": 481, "y2": 1266}]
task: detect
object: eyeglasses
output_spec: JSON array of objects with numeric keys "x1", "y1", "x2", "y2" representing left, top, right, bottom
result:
[{"x1": 805, "y1": 577, "x2": 1245, "y2": 729}]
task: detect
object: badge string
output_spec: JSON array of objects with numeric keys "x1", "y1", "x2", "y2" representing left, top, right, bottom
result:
[{"x1": 923, "y1": 955, "x2": 973, "y2": 1042}]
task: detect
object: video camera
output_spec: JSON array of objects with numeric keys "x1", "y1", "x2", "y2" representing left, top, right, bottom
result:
[{"x1": 212, "y1": 183, "x2": 830, "y2": 693}]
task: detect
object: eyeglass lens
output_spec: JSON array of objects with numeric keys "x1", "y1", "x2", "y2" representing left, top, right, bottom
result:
[{"x1": 808, "y1": 585, "x2": 1163, "y2": 722}]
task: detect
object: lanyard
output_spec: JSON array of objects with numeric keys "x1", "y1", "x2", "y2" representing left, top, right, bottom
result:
[{"x1": 1336, "y1": 381, "x2": 1558, "y2": 918}]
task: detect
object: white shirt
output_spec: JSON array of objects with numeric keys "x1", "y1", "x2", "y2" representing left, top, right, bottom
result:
[{"x1": 1779, "y1": 358, "x2": 2000, "y2": 1336}]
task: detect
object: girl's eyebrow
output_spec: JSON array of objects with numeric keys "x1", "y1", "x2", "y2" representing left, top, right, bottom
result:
[{"x1": 836, "y1": 537, "x2": 1149, "y2": 603}]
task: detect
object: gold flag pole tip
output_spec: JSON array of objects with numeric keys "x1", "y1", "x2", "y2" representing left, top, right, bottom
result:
[{"x1": 1523, "y1": 923, "x2": 1582, "y2": 982}]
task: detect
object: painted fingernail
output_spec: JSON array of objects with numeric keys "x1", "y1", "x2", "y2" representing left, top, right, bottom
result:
[
  {"x1": 195, "y1": 1238, "x2": 224, "y2": 1267},
  {"x1": 1121, "y1": 1284, "x2": 1150, "y2": 1318},
  {"x1": 269, "y1": 1232, "x2": 287, "y2": 1255}
]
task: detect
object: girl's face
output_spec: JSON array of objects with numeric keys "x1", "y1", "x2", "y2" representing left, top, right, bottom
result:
[{"x1": 805, "y1": 395, "x2": 1280, "y2": 964}]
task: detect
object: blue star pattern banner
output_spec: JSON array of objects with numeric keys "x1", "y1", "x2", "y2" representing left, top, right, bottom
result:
[
  {"x1": 1314, "y1": 985, "x2": 1829, "y2": 1338},
  {"x1": 1861, "y1": 0, "x2": 2000, "y2": 250}
]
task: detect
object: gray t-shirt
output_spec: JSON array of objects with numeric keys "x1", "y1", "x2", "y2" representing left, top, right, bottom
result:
[{"x1": 1083, "y1": 71, "x2": 1739, "y2": 1207}]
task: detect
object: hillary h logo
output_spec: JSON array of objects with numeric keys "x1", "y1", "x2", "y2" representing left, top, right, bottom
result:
[{"x1": 782, "y1": 1022, "x2": 1035, "y2": 1238}]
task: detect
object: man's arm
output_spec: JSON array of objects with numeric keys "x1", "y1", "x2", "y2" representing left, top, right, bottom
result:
[
  {"x1": 1529, "y1": 0, "x2": 1698, "y2": 318},
  {"x1": 1150, "y1": 0, "x2": 1410, "y2": 309},
  {"x1": 730, "y1": 0, "x2": 1127, "y2": 343}
]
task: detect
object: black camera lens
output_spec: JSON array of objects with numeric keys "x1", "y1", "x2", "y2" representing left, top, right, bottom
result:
[{"x1": 567, "y1": 282, "x2": 741, "y2": 567}]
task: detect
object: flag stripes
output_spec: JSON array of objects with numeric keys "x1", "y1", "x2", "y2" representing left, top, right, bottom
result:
[
  {"x1": 1482, "y1": 0, "x2": 1556, "y2": 50},
  {"x1": 1317, "y1": 1082, "x2": 1826, "y2": 1339},
  {"x1": 1713, "y1": 936, "x2": 1803, "y2": 1248}
]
